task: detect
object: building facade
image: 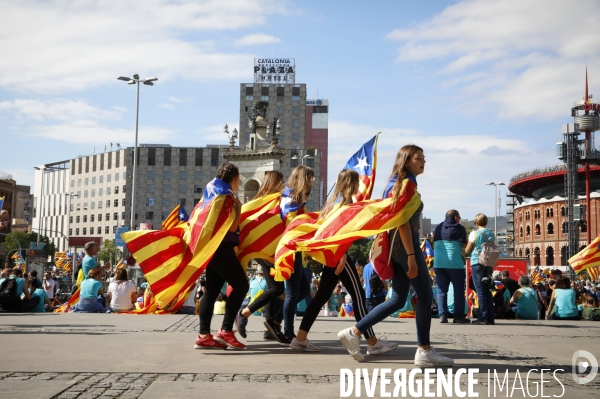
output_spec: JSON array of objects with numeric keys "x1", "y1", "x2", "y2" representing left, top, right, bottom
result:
[
  {"x1": 305, "y1": 99, "x2": 329, "y2": 205},
  {"x1": 513, "y1": 194, "x2": 600, "y2": 267},
  {"x1": 0, "y1": 171, "x2": 17, "y2": 244},
  {"x1": 12, "y1": 185, "x2": 34, "y2": 232}
]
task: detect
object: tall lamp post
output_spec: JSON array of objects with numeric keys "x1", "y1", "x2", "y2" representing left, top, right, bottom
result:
[
  {"x1": 223, "y1": 124, "x2": 238, "y2": 150},
  {"x1": 117, "y1": 74, "x2": 157, "y2": 231},
  {"x1": 486, "y1": 182, "x2": 505, "y2": 242}
]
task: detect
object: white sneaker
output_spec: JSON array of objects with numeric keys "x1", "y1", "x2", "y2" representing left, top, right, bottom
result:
[
  {"x1": 367, "y1": 336, "x2": 398, "y2": 355},
  {"x1": 337, "y1": 328, "x2": 364, "y2": 362},
  {"x1": 289, "y1": 337, "x2": 320, "y2": 352},
  {"x1": 414, "y1": 347, "x2": 454, "y2": 367}
]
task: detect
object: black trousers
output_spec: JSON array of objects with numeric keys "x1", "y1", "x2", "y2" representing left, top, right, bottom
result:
[
  {"x1": 247, "y1": 259, "x2": 284, "y2": 321},
  {"x1": 198, "y1": 242, "x2": 249, "y2": 334},
  {"x1": 299, "y1": 257, "x2": 375, "y2": 339}
]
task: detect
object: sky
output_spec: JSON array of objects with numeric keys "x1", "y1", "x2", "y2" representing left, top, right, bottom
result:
[{"x1": 2, "y1": 0, "x2": 600, "y2": 223}]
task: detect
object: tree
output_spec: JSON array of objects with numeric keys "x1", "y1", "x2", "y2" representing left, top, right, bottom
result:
[
  {"x1": 5, "y1": 231, "x2": 56, "y2": 259},
  {"x1": 347, "y1": 237, "x2": 373, "y2": 267},
  {"x1": 98, "y1": 239, "x2": 122, "y2": 265}
]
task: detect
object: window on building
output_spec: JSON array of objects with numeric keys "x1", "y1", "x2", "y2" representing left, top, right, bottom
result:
[
  {"x1": 106, "y1": 200, "x2": 110, "y2": 208},
  {"x1": 164, "y1": 148, "x2": 171, "y2": 166},
  {"x1": 179, "y1": 185, "x2": 186, "y2": 194},
  {"x1": 115, "y1": 186, "x2": 119, "y2": 194},
  {"x1": 519, "y1": 227, "x2": 523, "y2": 237},
  {"x1": 547, "y1": 222, "x2": 554, "y2": 235},
  {"x1": 535, "y1": 224, "x2": 541, "y2": 235},
  {"x1": 292, "y1": 95, "x2": 300, "y2": 102},
  {"x1": 115, "y1": 173, "x2": 119, "y2": 181},
  {"x1": 107, "y1": 187, "x2": 111, "y2": 195},
  {"x1": 163, "y1": 184, "x2": 171, "y2": 193},
  {"x1": 91, "y1": 189, "x2": 95, "y2": 197},
  {"x1": 148, "y1": 171, "x2": 155, "y2": 180},
  {"x1": 71, "y1": 180, "x2": 74, "y2": 188},
  {"x1": 562, "y1": 221, "x2": 567, "y2": 233},
  {"x1": 194, "y1": 198, "x2": 201, "y2": 205},
  {"x1": 211, "y1": 148, "x2": 219, "y2": 167},
  {"x1": 90, "y1": 227, "x2": 94, "y2": 235},
  {"x1": 123, "y1": 185, "x2": 126, "y2": 193},
  {"x1": 107, "y1": 174, "x2": 111, "y2": 182},
  {"x1": 78, "y1": 179, "x2": 82, "y2": 186},
  {"x1": 163, "y1": 198, "x2": 170, "y2": 208},
  {"x1": 146, "y1": 211, "x2": 154, "y2": 220},
  {"x1": 561, "y1": 206, "x2": 566, "y2": 216},
  {"x1": 69, "y1": 228, "x2": 73, "y2": 236},
  {"x1": 99, "y1": 188, "x2": 103, "y2": 196},
  {"x1": 292, "y1": 119, "x2": 300, "y2": 128},
  {"x1": 147, "y1": 198, "x2": 154, "y2": 206},
  {"x1": 179, "y1": 171, "x2": 186, "y2": 180},
  {"x1": 81, "y1": 227, "x2": 86, "y2": 235},
  {"x1": 76, "y1": 228, "x2": 80, "y2": 235},
  {"x1": 106, "y1": 213, "x2": 110, "y2": 221},
  {"x1": 307, "y1": 200, "x2": 314, "y2": 210},
  {"x1": 113, "y1": 212, "x2": 117, "y2": 221},
  {"x1": 163, "y1": 171, "x2": 171, "y2": 180},
  {"x1": 98, "y1": 214, "x2": 102, "y2": 221},
  {"x1": 75, "y1": 215, "x2": 80, "y2": 223},
  {"x1": 98, "y1": 200, "x2": 102, "y2": 209},
  {"x1": 306, "y1": 158, "x2": 314, "y2": 168},
  {"x1": 105, "y1": 226, "x2": 109, "y2": 234},
  {"x1": 526, "y1": 225, "x2": 531, "y2": 236},
  {"x1": 291, "y1": 157, "x2": 298, "y2": 167},
  {"x1": 121, "y1": 198, "x2": 126, "y2": 207},
  {"x1": 85, "y1": 178, "x2": 89, "y2": 185},
  {"x1": 276, "y1": 86, "x2": 284, "y2": 100},
  {"x1": 276, "y1": 106, "x2": 284, "y2": 115},
  {"x1": 114, "y1": 199, "x2": 118, "y2": 207},
  {"x1": 291, "y1": 133, "x2": 299, "y2": 141},
  {"x1": 148, "y1": 148, "x2": 156, "y2": 166},
  {"x1": 194, "y1": 171, "x2": 203, "y2": 181},
  {"x1": 147, "y1": 184, "x2": 154, "y2": 193},
  {"x1": 99, "y1": 175, "x2": 103, "y2": 184},
  {"x1": 90, "y1": 214, "x2": 94, "y2": 222},
  {"x1": 195, "y1": 149, "x2": 203, "y2": 166},
  {"x1": 122, "y1": 212, "x2": 125, "y2": 220},
  {"x1": 83, "y1": 215, "x2": 87, "y2": 223},
  {"x1": 69, "y1": 216, "x2": 73, "y2": 223},
  {"x1": 179, "y1": 148, "x2": 187, "y2": 166},
  {"x1": 194, "y1": 185, "x2": 202, "y2": 193},
  {"x1": 246, "y1": 95, "x2": 253, "y2": 101},
  {"x1": 292, "y1": 106, "x2": 300, "y2": 115},
  {"x1": 261, "y1": 95, "x2": 269, "y2": 101}
]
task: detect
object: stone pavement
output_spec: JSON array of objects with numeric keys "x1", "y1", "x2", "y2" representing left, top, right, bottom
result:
[{"x1": 0, "y1": 313, "x2": 598, "y2": 398}]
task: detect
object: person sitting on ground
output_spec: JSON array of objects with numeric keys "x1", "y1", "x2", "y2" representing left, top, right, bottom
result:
[
  {"x1": 501, "y1": 270, "x2": 519, "y2": 296},
  {"x1": 29, "y1": 270, "x2": 43, "y2": 287},
  {"x1": 0, "y1": 268, "x2": 10, "y2": 285},
  {"x1": 213, "y1": 294, "x2": 227, "y2": 315},
  {"x1": 29, "y1": 278, "x2": 53, "y2": 313},
  {"x1": 0, "y1": 268, "x2": 40, "y2": 312},
  {"x1": 106, "y1": 268, "x2": 136, "y2": 312},
  {"x1": 71, "y1": 267, "x2": 108, "y2": 313},
  {"x1": 506, "y1": 275, "x2": 539, "y2": 320},
  {"x1": 136, "y1": 287, "x2": 144, "y2": 304},
  {"x1": 582, "y1": 295, "x2": 596, "y2": 309},
  {"x1": 547, "y1": 276, "x2": 580, "y2": 320},
  {"x1": 43, "y1": 271, "x2": 56, "y2": 303},
  {"x1": 326, "y1": 285, "x2": 343, "y2": 317},
  {"x1": 78, "y1": 242, "x2": 111, "y2": 287}
]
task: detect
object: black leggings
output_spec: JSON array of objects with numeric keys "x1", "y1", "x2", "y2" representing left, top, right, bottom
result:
[
  {"x1": 247, "y1": 259, "x2": 284, "y2": 321},
  {"x1": 299, "y1": 257, "x2": 375, "y2": 339},
  {"x1": 198, "y1": 242, "x2": 249, "y2": 334}
]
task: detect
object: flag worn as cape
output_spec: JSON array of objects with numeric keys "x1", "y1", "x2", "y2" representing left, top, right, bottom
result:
[
  {"x1": 122, "y1": 178, "x2": 235, "y2": 308},
  {"x1": 569, "y1": 236, "x2": 600, "y2": 274},
  {"x1": 236, "y1": 193, "x2": 285, "y2": 270}
]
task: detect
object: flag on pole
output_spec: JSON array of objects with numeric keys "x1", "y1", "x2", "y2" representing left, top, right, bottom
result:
[
  {"x1": 0, "y1": 196, "x2": 4, "y2": 210},
  {"x1": 344, "y1": 134, "x2": 378, "y2": 201},
  {"x1": 568, "y1": 236, "x2": 600, "y2": 274},
  {"x1": 161, "y1": 204, "x2": 189, "y2": 230},
  {"x1": 586, "y1": 266, "x2": 599, "y2": 281},
  {"x1": 420, "y1": 240, "x2": 434, "y2": 268}
]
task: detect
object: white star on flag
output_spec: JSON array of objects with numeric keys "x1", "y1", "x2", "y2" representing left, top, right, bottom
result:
[
  {"x1": 354, "y1": 156, "x2": 370, "y2": 171},
  {"x1": 179, "y1": 213, "x2": 185, "y2": 219},
  {"x1": 205, "y1": 181, "x2": 217, "y2": 198}
]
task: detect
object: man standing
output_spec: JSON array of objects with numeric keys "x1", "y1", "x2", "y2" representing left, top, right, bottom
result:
[
  {"x1": 433, "y1": 209, "x2": 470, "y2": 324},
  {"x1": 500, "y1": 270, "x2": 519, "y2": 296},
  {"x1": 43, "y1": 271, "x2": 56, "y2": 302}
]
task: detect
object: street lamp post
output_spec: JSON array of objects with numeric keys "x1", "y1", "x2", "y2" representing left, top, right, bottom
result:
[
  {"x1": 117, "y1": 75, "x2": 157, "y2": 231},
  {"x1": 266, "y1": 117, "x2": 281, "y2": 147},
  {"x1": 486, "y1": 182, "x2": 505, "y2": 242},
  {"x1": 223, "y1": 124, "x2": 238, "y2": 150}
]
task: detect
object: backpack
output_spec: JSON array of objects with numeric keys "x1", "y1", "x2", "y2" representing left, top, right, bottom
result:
[
  {"x1": 582, "y1": 307, "x2": 600, "y2": 321},
  {"x1": 475, "y1": 230, "x2": 500, "y2": 267},
  {"x1": 369, "y1": 229, "x2": 397, "y2": 280},
  {"x1": 369, "y1": 272, "x2": 385, "y2": 296},
  {"x1": 0, "y1": 278, "x2": 19, "y2": 308}
]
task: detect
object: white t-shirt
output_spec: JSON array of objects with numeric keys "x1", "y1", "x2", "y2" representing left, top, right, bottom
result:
[
  {"x1": 182, "y1": 285, "x2": 198, "y2": 307},
  {"x1": 44, "y1": 279, "x2": 56, "y2": 299},
  {"x1": 108, "y1": 280, "x2": 136, "y2": 310}
]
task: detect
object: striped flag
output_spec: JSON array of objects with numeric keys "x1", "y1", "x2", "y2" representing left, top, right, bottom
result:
[
  {"x1": 161, "y1": 204, "x2": 189, "y2": 230},
  {"x1": 274, "y1": 175, "x2": 422, "y2": 281},
  {"x1": 54, "y1": 288, "x2": 80, "y2": 313},
  {"x1": 236, "y1": 193, "x2": 286, "y2": 270},
  {"x1": 586, "y1": 266, "x2": 599, "y2": 281},
  {"x1": 531, "y1": 266, "x2": 541, "y2": 284},
  {"x1": 344, "y1": 134, "x2": 378, "y2": 201},
  {"x1": 421, "y1": 240, "x2": 434, "y2": 268},
  {"x1": 122, "y1": 177, "x2": 235, "y2": 308},
  {"x1": 569, "y1": 236, "x2": 600, "y2": 274}
]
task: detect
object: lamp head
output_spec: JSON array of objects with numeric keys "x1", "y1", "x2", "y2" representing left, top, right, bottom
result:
[
  {"x1": 143, "y1": 81, "x2": 153, "y2": 86},
  {"x1": 117, "y1": 76, "x2": 131, "y2": 81},
  {"x1": 127, "y1": 81, "x2": 135, "y2": 85},
  {"x1": 232, "y1": 128, "x2": 238, "y2": 139},
  {"x1": 223, "y1": 124, "x2": 228, "y2": 134},
  {"x1": 144, "y1": 77, "x2": 158, "y2": 82},
  {"x1": 133, "y1": 74, "x2": 140, "y2": 80}
]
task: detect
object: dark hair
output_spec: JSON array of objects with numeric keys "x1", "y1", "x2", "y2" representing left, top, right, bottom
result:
[
  {"x1": 30, "y1": 270, "x2": 38, "y2": 278},
  {"x1": 446, "y1": 209, "x2": 460, "y2": 219},
  {"x1": 501, "y1": 270, "x2": 509, "y2": 278},
  {"x1": 216, "y1": 163, "x2": 239, "y2": 183},
  {"x1": 11, "y1": 269, "x2": 22, "y2": 277},
  {"x1": 255, "y1": 171, "x2": 284, "y2": 199},
  {"x1": 115, "y1": 268, "x2": 128, "y2": 283},
  {"x1": 31, "y1": 278, "x2": 42, "y2": 290},
  {"x1": 84, "y1": 241, "x2": 98, "y2": 252},
  {"x1": 388, "y1": 144, "x2": 423, "y2": 201},
  {"x1": 555, "y1": 276, "x2": 571, "y2": 289}
]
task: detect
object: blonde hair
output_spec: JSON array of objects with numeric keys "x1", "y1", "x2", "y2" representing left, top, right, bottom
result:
[
  {"x1": 320, "y1": 170, "x2": 359, "y2": 219},
  {"x1": 474, "y1": 213, "x2": 488, "y2": 227},
  {"x1": 254, "y1": 171, "x2": 284, "y2": 199},
  {"x1": 286, "y1": 165, "x2": 314, "y2": 205},
  {"x1": 87, "y1": 266, "x2": 102, "y2": 279},
  {"x1": 387, "y1": 144, "x2": 423, "y2": 201}
]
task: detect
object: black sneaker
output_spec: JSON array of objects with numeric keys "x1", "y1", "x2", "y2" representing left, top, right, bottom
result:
[
  {"x1": 263, "y1": 330, "x2": 276, "y2": 340},
  {"x1": 440, "y1": 315, "x2": 448, "y2": 323},
  {"x1": 264, "y1": 319, "x2": 284, "y2": 344},
  {"x1": 234, "y1": 311, "x2": 248, "y2": 339},
  {"x1": 280, "y1": 333, "x2": 295, "y2": 347},
  {"x1": 453, "y1": 317, "x2": 471, "y2": 324}
]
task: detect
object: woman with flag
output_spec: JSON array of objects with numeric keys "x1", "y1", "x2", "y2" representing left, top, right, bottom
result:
[
  {"x1": 290, "y1": 169, "x2": 398, "y2": 355},
  {"x1": 194, "y1": 162, "x2": 249, "y2": 350},
  {"x1": 337, "y1": 145, "x2": 454, "y2": 366}
]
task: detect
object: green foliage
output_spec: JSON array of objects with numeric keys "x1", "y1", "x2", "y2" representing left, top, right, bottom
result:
[
  {"x1": 307, "y1": 258, "x2": 323, "y2": 275},
  {"x1": 98, "y1": 239, "x2": 122, "y2": 264},
  {"x1": 347, "y1": 237, "x2": 373, "y2": 267},
  {"x1": 5, "y1": 232, "x2": 56, "y2": 260}
]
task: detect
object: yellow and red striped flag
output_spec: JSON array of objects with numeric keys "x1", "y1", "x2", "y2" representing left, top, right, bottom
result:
[
  {"x1": 122, "y1": 178, "x2": 235, "y2": 308},
  {"x1": 236, "y1": 193, "x2": 285, "y2": 270},
  {"x1": 161, "y1": 204, "x2": 189, "y2": 230},
  {"x1": 54, "y1": 288, "x2": 80, "y2": 313},
  {"x1": 587, "y1": 266, "x2": 599, "y2": 281},
  {"x1": 568, "y1": 236, "x2": 600, "y2": 274},
  {"x1": 274, "y1": 175, "x2": 422, "y2": 281}
]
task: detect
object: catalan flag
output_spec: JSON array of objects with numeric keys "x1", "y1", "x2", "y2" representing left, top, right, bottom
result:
[
  {"x1": 122, "y1": 177, "x2": 235, "y2": 308},
  {"x1": 274, "y1": 174, "x2": 422, "y2": 281},
  {"x1": 531, "y1": 266, "x2": 541, "y2": 284},
  {"x1": 344, "y1": 134, "x2": 378, "y2": 201},
  {"x1": 54, "y1": 288, "x2": 80, "y2": 313},
  {"x1": 0, "y1": 196, "x2": 4, "y2": 211},
  {"x1": 569, "y1": 236, "x2": 600, "y2": 274},
  {"x1": 280, "y1": 186, "x2": 307, "y2": 226},
  {"x1": 587, "y1": 266, "x2": 599, "y2": 281},
  {"x1": 161, "y1": 204, "x2": 189, "y2": 230},
  {"x1": 236, "y1": 193, "x2": 285, "y2": 270},
  {"x1": 421, "y1": 240, "x2": 434, "y2": 268}
]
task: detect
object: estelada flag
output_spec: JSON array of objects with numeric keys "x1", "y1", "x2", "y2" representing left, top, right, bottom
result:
[
  {"x1": 161, "y1": 204, "x2": 189, "y2": 230},
  {"x1": 569, "y1": 236, "x2": 600, "y2": 274},
  {"x1": 274, "y1": 174, "x2": 422, "y2": 281},
  {"x1": 420, "y1": 240, "x2": 434, "y2": 268},
  {"x1": 122, "y1": 178, "x2": 235, "y2": 308},
  {"x1": 344, "y1": 134, "x2": 378, "y2": 201},
  {"x1": 236, "y1": 193, "x2": 285, "y2": 270}
]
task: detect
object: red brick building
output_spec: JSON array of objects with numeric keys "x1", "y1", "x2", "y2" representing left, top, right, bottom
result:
[{"x1": 513, "y1": 194, "x2": 600, "y2": 267}]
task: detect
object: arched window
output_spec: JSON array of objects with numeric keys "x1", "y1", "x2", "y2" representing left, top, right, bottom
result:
[
  {"x1": 525, "y1": 211, "x2": 530, "y2": 220},
  {"x1": 546, "y1": 246, "x2": 554, "y2": 267},
  {"x1": 535, "y1": 224, "x2": 541, "y2": 236},
  {"x1": 562, "y1": 221, "x2": 567, "y2": 233},
  {"x1": 533, "y1": 247, "x2": 541, "y2": 266},
  {"x1": 519, "y1": 248, "x2": 523, "y2": 257},
  {"x1": 525, "y1": 248, "x2": 531, "y2": 258},
  {"x1": 547, "y1": 222, "x2": 554, "y2": 235},
  {"x1": 561, "y1": 246, "x2": 568, "y2": 265},
  {"x1": 519, "y1": 212, "x2": 523, "y2": 221},
  {"x1": 561, "y1": 206, "x2": 566, "y2": 216},
  {"x1": 546, "y1": 208, "x2": 550, "y2": 218},
  {"x1": 519, "y1": 226, "x2": 523, "y2": 237},
  {"x1": 526, "y1": 225, "x2": 531, "y2": 236},
  {"x1": 549, "y1": 208, "x2": 554, "y2": 217}
]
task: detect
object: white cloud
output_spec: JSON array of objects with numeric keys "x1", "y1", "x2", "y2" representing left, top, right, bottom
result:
[
  {"x1": 386, "y1": 0, "x2": 600, "y2": 119},
  {"x1": 166, "y1": 96, "x2": 193, "y2": 103},
  {"x1": 159, "y1": 103, "x2": 176, "y2": 110},
  {"x1": 0, "y1": 0, "x2": 289, "y2": 93},
  {"x1": 235, "y1": 33, "x2": 281, "y2": 46},
  {"x1": 328, "y1": 119, "x2": 545, "y2": 220},
  {"x1": 0, "y1": 99, "x2": 121, "y2": 122}
]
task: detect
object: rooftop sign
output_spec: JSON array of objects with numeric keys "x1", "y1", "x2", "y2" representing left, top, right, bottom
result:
[{"x1": 254, "y1": 58, "x2": 295, "y2": 84}]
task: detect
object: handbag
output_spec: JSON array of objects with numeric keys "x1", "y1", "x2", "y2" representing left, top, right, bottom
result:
[{"x1": 369, "y1": 228, "x2": 398, "y2": 280}]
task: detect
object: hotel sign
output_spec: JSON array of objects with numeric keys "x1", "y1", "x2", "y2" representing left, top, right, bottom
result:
[{"x1": 254, "y1": 58, "x2": 295, "y2": 83}]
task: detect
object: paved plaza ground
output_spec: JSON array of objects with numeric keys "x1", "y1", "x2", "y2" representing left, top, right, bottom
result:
[{"x1": 0, "y1": 313, "x2": 598, "y2": 398}]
